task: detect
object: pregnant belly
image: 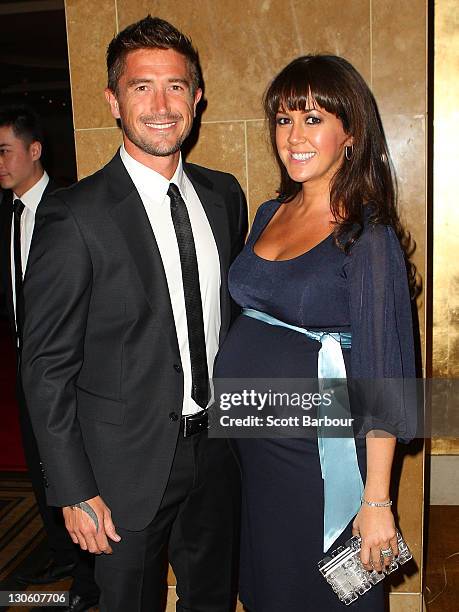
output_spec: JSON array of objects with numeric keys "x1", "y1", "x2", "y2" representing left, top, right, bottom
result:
[{"x1": 214, "y1": 314, "x2": 320, "y2": 379}]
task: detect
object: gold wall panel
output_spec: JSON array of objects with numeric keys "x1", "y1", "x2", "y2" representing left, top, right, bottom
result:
[
  {"x1": 432, "y1": 0, "x2": 459, "y2": 454},
  {"x1": 65, "y1": 0, "x2": 117, "y2": 130},
  {"x1": 75, "y1": 128, "x2": 121, "y2": 179},
  {"x1": 388, "y1": 594, "x2": 424, "y2": 612},
  {"x1": 187, "y1": 122, "x2": 247, "y2": 195},
  {"x1": 372, "y1": 0, "x2": 426, "y2": 116},
  {"x1": 383, "y1": 114, "x2": 427, "y2": 357},
  {"x1": 388, "y1": 451, "x2": 424, "y2": 593},
  {"x1": 245, "y1": 120, "x2": 278, "y2": 221},
  {"x1": 287, "y1": 0, "x2": 371, "y2": 83}
]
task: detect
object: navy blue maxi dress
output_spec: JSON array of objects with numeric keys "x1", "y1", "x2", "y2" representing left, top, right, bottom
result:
[{"x1": 214, "y1": 200, "x2": 416, "y2": 611}]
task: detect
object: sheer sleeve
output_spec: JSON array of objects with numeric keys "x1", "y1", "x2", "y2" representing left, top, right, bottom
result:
[{"x1": 347, "y1": 223, "x2": 417, "y2": 442}]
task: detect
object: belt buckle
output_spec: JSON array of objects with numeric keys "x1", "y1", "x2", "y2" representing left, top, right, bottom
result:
[{"x1": 183, "y1": 411, "x2": 208, "y2": 437}]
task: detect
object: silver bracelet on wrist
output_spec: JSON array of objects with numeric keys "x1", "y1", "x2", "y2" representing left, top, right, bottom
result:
[
  {"x1": 361, "y1": 497, "x2": 392, "y2": 507},
  {"x1": 70, "y1": 501, "x2": 99, "y2": 531}
]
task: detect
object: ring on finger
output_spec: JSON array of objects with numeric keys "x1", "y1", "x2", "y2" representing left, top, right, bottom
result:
[{"x1": 380, "y1": 547, "x2": 393, "y2": 558}]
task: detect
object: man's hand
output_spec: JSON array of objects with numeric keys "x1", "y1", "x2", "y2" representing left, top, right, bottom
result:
[{"x1": 63, "y1": 495, "x2": 121, "y2": 554}]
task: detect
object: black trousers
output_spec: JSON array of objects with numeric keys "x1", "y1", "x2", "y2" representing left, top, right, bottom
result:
[
  {"x1": 17, "y1": 381, "x2": 98, "y2": 597},
  {"x1": 95, "y1": 431, "x2": 241, "y2": 612}
]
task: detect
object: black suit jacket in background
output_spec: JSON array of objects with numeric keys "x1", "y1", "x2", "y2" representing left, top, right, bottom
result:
[
  {"x1": 0, "y1": 190, "x2": 9, "y2": 314},
  {"x1": 21, "y1": 152, "x2": 248, "y2": 531},
  {"x1": 0, "y1": 179, "x2": 61, "y2": 336}
]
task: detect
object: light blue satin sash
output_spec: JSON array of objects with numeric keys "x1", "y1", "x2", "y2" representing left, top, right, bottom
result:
[{"x1": 242, "y1": 308, "x2": 364, "y2": 552}]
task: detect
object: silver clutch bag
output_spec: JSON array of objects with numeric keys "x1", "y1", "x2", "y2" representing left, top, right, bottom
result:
[{"x1": 318, "y1": 530, "x2": 412, "y2": 605}]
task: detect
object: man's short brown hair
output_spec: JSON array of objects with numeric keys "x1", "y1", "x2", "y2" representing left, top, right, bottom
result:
[{"x1": 106, "y1": 15, "x2": 202, "y2": 95}]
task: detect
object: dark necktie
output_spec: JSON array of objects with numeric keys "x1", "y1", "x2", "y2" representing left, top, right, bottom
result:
[
  {"x1": 13, "y1": 198, "x2": 25, "y2": 347},
  {"x1": 168, "y1": 183, "x2": 209, "y2": 409}
]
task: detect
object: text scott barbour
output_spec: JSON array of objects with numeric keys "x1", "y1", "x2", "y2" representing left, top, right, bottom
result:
[{"x1": 219, "y1": 415, "x2": 355, "y2": 428}]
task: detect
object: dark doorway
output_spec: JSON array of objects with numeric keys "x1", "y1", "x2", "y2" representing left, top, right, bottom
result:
[
  {"x1": 0, "y1": 0, "x2": 77, "y2": 185},
  {"x1": 0, "y1": 0, "x2": 76, "y2": 469}
]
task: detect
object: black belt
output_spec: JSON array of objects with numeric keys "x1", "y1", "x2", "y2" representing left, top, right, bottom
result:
[{"x1": 180, "y1": 410, "x2": 208, "y2": 437}]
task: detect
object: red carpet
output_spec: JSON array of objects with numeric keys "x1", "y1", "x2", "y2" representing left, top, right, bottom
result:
[{"x1": 0, "y1": 318, "x2": 26, "y2": 470}]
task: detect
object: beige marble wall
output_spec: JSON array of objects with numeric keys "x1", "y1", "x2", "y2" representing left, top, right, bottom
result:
[{"x1": 64, "y1": 1, "x2": 427, "y2": 608}]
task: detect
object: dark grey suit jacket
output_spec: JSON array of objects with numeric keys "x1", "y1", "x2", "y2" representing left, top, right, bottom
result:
[{"x1": 21, "y1": 151, "x2": 248, "y2": 530}]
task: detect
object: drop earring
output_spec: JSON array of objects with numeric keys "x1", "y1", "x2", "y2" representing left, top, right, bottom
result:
[{"x1": 345, "y1": 145, "x2": 354, "y2": 161}]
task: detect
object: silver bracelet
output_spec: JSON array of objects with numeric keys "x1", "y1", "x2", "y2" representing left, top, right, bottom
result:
[
  {"x1": 70, "y1": 501, "x2": 99, "y2": 531},
  {"x1": 361, "y1": 497, "x2": 392, "y2": 507}
]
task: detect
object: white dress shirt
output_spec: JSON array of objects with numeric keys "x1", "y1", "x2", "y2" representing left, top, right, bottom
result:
[
  {"x1": 10, "y1": 171, "x2": 49, "y2": 320},
  {"x1": 120, "y1": 146, "x2": 221, "y2": 416}
]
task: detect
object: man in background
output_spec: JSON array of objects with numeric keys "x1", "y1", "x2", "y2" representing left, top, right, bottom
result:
[{"x1": 0, "y1": 105, "x2": 99, "y2": 612}]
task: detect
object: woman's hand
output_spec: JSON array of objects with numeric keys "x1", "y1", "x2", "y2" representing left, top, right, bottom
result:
[{"x1": 352, "y1": 504, "x2": 398, "y2": 572}]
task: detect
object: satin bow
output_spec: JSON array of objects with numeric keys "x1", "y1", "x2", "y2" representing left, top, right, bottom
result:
[{"x1": 242, "y1": 308, "x2": 364, "y2": 551}]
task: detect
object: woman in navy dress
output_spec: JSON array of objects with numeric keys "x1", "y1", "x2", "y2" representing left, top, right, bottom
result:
[{"x1": 214, "y1": 55, "x2": 417, "y2": 611}]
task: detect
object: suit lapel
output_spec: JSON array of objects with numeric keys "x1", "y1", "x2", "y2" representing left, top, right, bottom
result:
[
  {"x1": 105, "y1": 153, "x2": 172, "y2": 318},
  {"x1": 183, "y1": 163, "x2": 231, "y2": 339},
  {"x1": 183, "y1": 163, "x2": 230, "y2": 273},
  {"x1": 42, "y1": 179, "x2": 61, "y2": 197}
]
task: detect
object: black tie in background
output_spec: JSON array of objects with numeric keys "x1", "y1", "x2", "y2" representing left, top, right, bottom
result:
[
  {"x1": 168, "y1": 183, "x2": 209, "y2": 409},
  {"x1": 13, "y1": 198, "x2": 25, "y2": 348}
]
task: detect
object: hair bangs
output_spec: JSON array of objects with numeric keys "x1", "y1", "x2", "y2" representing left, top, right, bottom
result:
[{"x1": 265, "y1": 58, "x2": 351, "y2": 132}]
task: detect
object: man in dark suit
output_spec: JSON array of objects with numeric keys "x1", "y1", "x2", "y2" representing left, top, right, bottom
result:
[
  {"x1": 0, "y1": 105, "x2": 99, "y2": 611},
  {"x1": 21, "y1": 16, "x2": 247, "y2": 612}
]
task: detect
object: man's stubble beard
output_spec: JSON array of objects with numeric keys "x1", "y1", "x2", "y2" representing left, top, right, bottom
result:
[{"x1": 121, "y1": 118, "x2": 189, "y2": 158}]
